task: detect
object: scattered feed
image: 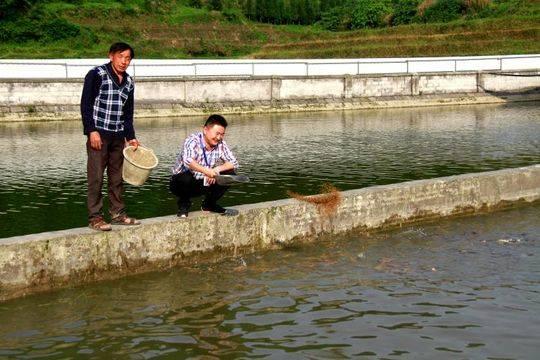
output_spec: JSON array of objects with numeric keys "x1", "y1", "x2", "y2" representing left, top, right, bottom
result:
[{"x1": 287, "y1": 183, "x2": 343, "y2": 218}]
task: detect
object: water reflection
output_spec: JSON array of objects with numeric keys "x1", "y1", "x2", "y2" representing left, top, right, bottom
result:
[
  {"x1": 0, "y1": 204, "x2": 538, "y2": 358},
  {"x1": 1, "y1": 102, "x2": 539, "y2": 237}
]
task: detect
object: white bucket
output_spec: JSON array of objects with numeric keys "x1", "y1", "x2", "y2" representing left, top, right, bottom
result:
[{"x1": 122, "y1": 145, "x2": 159, "y2": 186}]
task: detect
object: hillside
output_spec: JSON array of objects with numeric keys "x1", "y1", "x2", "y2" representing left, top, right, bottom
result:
[{"x1": 0, "y1": 0, "x2": 538, "y2": 58}]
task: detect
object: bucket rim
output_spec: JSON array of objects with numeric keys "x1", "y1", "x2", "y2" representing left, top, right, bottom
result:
[{"x1": 123, "y1": 145, "x2": 159, "y2": 170}]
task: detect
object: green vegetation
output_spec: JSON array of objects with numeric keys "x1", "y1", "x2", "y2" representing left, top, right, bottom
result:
[{"x1": 0, "y1": 0, "x2": 538, "y2": 58}]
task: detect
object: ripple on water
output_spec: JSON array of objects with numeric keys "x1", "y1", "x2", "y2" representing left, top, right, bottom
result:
[
  {"x1": 1, "y1": 103, "x2": 540, "y2": 237},
  {"x1": 0, "y1": 206, "x2": 539, "y2": 358}
]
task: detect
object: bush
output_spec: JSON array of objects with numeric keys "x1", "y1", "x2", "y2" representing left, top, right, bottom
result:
[
  {"x1": 207, "y1": 0, "x2": 223, "y2": 11},
  {"x1": 142, "y1": 0, "x2": 175, "y2": 14},
  {"x1": 0, "y1": 16, "x2": 84, "y2": 43},
  {"x1": 222, "y1": 6, "x2": 244, "y2": 23},
  {"x1": 188, "y1": 0, "x2": 203, "y2": 7},
  {"x1": 0, "y1": 0, "x2": 36, "y2": 21},
  {"x1": 318, "y1": 6, "x2": 346, "y2": 31},
  {"x1": 40, "y1": 18, "x2": 81, "y2": 41},
  {"x1": 350, "y1": 0, "x2": 392, "y2": 29},
  {"x1": 0, "y1": 19, "x2": 41, "y2": 42},
  {"x1": 421, "y1": 0, "x2": 466, "y2": 23},
  {"x1": 464, "y1": 0, "x2": 491, "y2": 13},
  {"x1": 392, "y1": 0, "x2": 420, "y2": 25},
  {"x1": 76, "y1": 27, "x2": 100, "y2": 48}
]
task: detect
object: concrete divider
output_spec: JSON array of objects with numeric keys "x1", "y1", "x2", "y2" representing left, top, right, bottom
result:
[
  {"x1": 1, "y1": 165, "x2": 539, "y2": 301},
  {"x1": 1, "y1": 71, "x2": 539, "y2": 122}
]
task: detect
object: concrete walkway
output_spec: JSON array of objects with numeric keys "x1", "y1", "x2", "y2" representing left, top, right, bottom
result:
[{"x1": 1, "y1": 165, "x2": 539, "y2": 301}]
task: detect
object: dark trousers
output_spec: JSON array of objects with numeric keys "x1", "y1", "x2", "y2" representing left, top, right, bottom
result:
[
  {"x1": 86, "y1": 136, "x2": 125, "y2": 220},
  {"x1": 169, "y1": 172, "x2": 230, "y2": 211}
]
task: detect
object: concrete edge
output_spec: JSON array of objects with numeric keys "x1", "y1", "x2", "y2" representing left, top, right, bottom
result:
[{"x1": 1, "y1": 165, "x2": 539, "y2": 301}]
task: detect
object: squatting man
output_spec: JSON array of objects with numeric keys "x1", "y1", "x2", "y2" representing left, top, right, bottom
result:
[{"x1": 170, "y1": 114, "x2": 239, "y2": 218}]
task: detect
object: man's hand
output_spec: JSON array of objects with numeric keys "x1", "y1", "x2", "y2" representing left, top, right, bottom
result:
[
  {"x1": 126, "y1": 138, "x2": 140, "y2": 150},
  {"x1": 202, "y1": 167, "x2": 219, "y2": 185},
  {"x1": 89, "y1": 131, "x2": 102, "y2": 150},
  {"x1": 203, "y1": 167, "x2": 219, "y2": 179}
]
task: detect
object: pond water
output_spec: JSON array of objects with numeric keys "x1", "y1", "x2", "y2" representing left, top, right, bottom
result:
[
  {"x1": 0, "y1": 204, "x2": 538, "y2": 358},
  {"x1": 0, "y1": 102, "x2": 539, "y2": 238}
]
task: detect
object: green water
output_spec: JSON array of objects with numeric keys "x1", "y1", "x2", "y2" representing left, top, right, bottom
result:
[
  {"x1": 1, "y1": 102, "x2": 539, "y2": 238},
  {"x1": 0, "y1": 204, "x2": 538, "y2": 358}
]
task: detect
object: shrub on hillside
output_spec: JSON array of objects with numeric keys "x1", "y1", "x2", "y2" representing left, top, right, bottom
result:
[
  {"x1": 0, "y1": 15, "x2": 88, "y2": 43},
  {"x1": 350, "y1": 0, "x2": 392, "y2": 29},
  {"x1": 417, "y1": 0, "x2": 435, "y2": 16},
  {"x1": 0, "y1": 20, "x2": 39, "y2": 42},
  {"x1": 135, "y1": 0, "x2": 174, "y2": 15},
  {"x1": 464, "y1": 0, "x2": 491, "y2": 13},
  {"x1": 420, "y1": 0, "x2": 466, "y2": 23},
  {"x1": 40, "y1": 17, "x2": 81, "y2": 41},
  {"x1": 318, "y1": 6, "x2": 347, "y2": 30},
  {"x1": 391, "y1": 0, "x2": 421, "y2": 25},
  {"x1": 188, "y1": 0, "x2": 204, "y2": 7},
  {"x1": 463, "y1": 0, "x2": 498, "y2": 19},
  {"x1": 0, "y1": 0, "x2": 37, "y2": 21},
  {"x1": 222, "y1": 6, "x2": 244, "y2": 23},
  {"x1": 207, "y1": 0, "x2": 223, "y2": 11}
]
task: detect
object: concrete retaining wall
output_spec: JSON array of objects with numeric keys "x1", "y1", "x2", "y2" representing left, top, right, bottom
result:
[
  {"x1": 1, "y1": 71, "x2": 539, "y2": 122},
  {"x1": 1, "y1": 165, "x2": 539, "y2": 301}
]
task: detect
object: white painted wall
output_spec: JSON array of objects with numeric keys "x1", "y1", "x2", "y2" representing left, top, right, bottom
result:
[
  {"x1": 0, "y1": 55, "x2": 538, "y2": 79},
  {"x1": 418, "y1": 74, "x2": 478, "y2": 94}
]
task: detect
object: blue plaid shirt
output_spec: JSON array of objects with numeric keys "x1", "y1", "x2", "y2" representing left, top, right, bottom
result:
[
  {"x1": 81, "y1": 63, "x2": 135, "y2": 140},
  {"x1": 93, "y1": 65, "x2": 133, "y2": 133},
  {"x1": 172, "y1": 132, "x2": 238, "y2": 179}
]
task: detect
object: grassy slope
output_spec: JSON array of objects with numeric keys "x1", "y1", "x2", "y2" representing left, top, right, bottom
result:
[{"x1": 0, "y1": 1, "x2": 538, "y2": 59}]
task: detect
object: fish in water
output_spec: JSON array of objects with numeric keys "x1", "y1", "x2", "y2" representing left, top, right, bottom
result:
[
  {"x1": 374, "y1": 257, "x2": 411, "y2": 274},
  {"x1": 497, "y1": 238, "x2": 522, "y2": 244}
]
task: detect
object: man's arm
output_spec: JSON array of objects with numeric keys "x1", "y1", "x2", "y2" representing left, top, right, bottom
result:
[
  {"x1": 215, "y1": 140, "x2": 239, "y2": 174},
  {"x1": 214, "y1": 162, "x2": 235, "y2": 174},
  {"x1": 188, "y1": 159, "x2": 219, "y2": 178},
  {"x1": 123, "y1": 86, "x2": 135, "y2": 141},
  {"x1": 123, "y1": 88, "x2": 139, "y2": 149},
  {"x1": 182, "y1": 136, "x2": 218, "y2": 178},
  {"x1": 80, "y1": 69, "x2": 99, "y2": 135},
  {"x1": 81, "y1": 69, "x2": 103, "y2": 150}
]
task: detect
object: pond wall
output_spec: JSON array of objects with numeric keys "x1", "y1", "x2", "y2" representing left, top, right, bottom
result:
[
  {"x1": 0, "y1": 70, "x2": 539, "y2": 121},
  {"x1": 1, "y1": 165, "x2": 539, "y2": 301}
]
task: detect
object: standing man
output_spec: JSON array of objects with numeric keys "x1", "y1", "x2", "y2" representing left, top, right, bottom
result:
[
  {"x1": 81, "y1": 42, "x2": 141, "y2": 231},
  {"x1": 170, "y1": 114, "x2": 239, "y2": 217}
]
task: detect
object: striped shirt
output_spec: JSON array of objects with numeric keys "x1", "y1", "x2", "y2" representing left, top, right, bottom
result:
[{"x1": 172, "y1": 132, "x2": 238, "y2": 180}]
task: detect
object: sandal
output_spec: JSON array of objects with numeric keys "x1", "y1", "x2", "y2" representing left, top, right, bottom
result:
[
  {"x1": 89, "y1": 217, "x2": 112, "y2": 231},
  {"x1": 111, "y1": 214, "x2": 141, "y2": 226}
]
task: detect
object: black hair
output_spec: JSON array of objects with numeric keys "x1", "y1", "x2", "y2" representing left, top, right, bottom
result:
[
  {"x1": 204, "y1": 114, "x2": 228, "y2": 128},
  {"x1": 109, "y1": 42, "x2": 135, "y2": 58}
]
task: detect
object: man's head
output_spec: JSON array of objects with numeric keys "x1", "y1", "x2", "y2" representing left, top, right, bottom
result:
[
  {"x1": 203, "y1": 114, "x2": 228, "y2": 148},
  {"x1": 108, "y1": 42, "x2": 134, "y2": 75}
]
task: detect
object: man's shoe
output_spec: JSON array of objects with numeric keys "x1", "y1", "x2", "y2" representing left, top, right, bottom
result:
[
  {"x1": 89, "y1": 216, "x2": 112, "y2": 231},
  {"x1": 176, "y1": 202, "x2": 190, "y2": 218},
  {"x1": 201, "y1": 203, "x2": 227, "y2": 214},
  {"x1": 177, "y1": 207, "x2": 189, "y2": 218},
  {"x1": 111, "y1": 214, "x2": 141, "y2": 225}
]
